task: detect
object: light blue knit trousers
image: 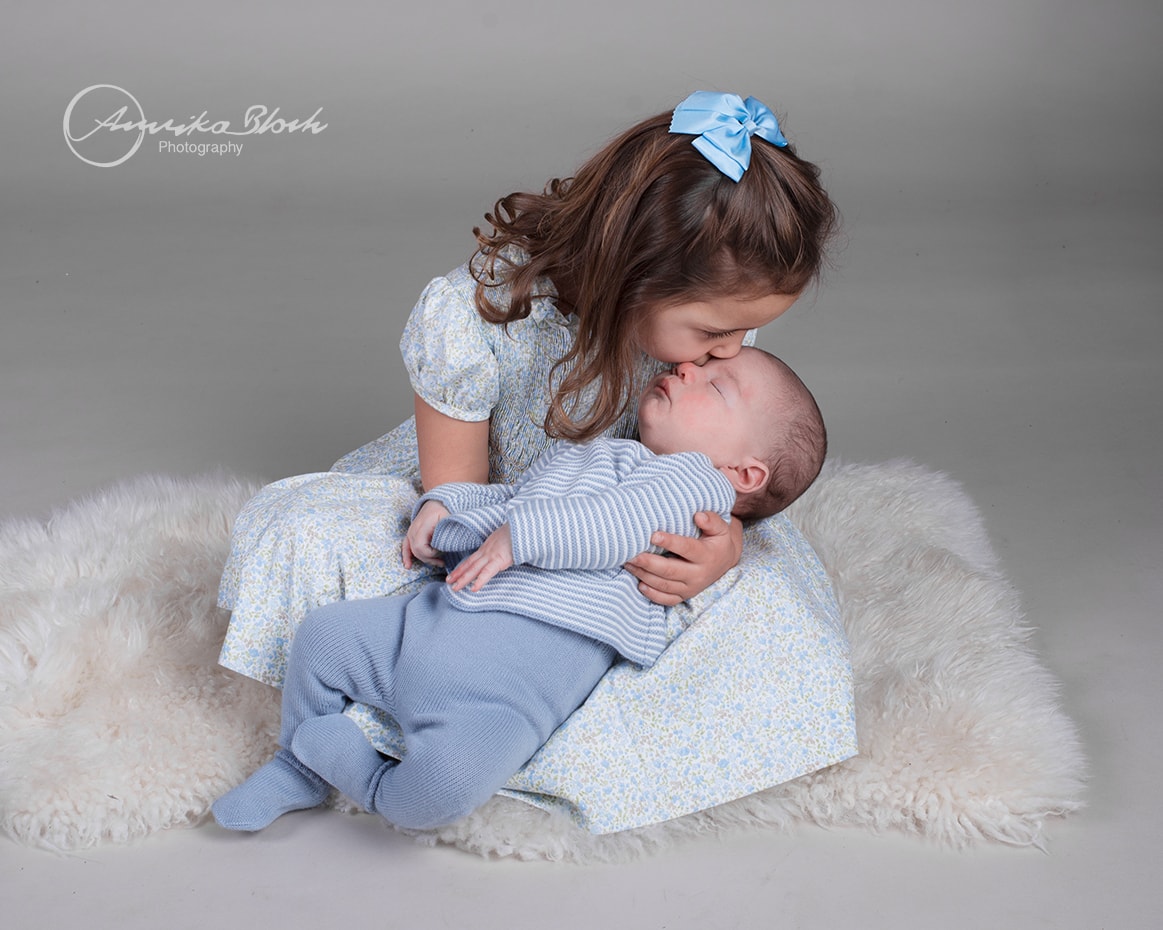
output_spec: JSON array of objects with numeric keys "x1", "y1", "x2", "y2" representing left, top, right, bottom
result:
[{"x1": 214, "y1": 583, "x2": 615, "y2": 832}]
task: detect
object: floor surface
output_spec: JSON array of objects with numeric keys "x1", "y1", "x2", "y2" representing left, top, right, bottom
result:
[{"x1": 3, "y1": 2, "x2": 1161, "y2": 927}]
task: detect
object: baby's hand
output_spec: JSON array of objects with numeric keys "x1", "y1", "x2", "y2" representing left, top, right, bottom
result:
[
  {"x1": 446, "y1": 524, "x2": 514, "y2": 593},
  {"x1": 402, "y1": 500, "x2": 450, "y2": 569}
]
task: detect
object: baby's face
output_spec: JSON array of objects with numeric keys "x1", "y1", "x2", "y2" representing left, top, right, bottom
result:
[{"x1": 637, "y1": 348, "x2": 774, "y2": 466}]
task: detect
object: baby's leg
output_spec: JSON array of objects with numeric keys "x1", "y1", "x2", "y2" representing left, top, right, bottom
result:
[
  {"x1": 213, "y1": 594, "x2": 415, "y2": 832},
  {"x1": 211, "y1": 750, "x2": 329, "y2": 831},
  {"x1": 277, "y1": 594, "x2": 414, "y2": 747},
  {"x1": 291, "y1": 703, "x2": 561, "y2": 830},
  {"x1": 355, "y1": 597, "x2": 617, "y2": 831},
  {"x1": 290, "y1": 713, "x2": 389, "y2": 807},
  {"x1": 363, "y1": 706, "x2": 563, "y2": 830}
]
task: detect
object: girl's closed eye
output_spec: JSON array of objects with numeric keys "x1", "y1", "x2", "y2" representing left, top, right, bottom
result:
[{"x1": 702, "y1": 329, "x2": 738, "y2": 340}]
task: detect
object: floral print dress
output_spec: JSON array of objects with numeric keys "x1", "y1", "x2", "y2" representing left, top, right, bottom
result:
[{"x1": 217, "y1": 256, "x2": 857, "y2": 833}]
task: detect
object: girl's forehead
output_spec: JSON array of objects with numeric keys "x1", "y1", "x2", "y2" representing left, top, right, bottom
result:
[{"x1": 674, "y1": 293, "x2": 796, "y2": 327}]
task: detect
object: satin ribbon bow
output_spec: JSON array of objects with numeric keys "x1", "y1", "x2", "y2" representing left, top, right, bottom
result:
[{"x1": 668, "y1": 91, "x2": 788, "y2": 182}]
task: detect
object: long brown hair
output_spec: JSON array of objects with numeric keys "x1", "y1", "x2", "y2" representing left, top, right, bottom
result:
[{"x1": 471, "y1": 107, "x2": 838, "y2": 442}]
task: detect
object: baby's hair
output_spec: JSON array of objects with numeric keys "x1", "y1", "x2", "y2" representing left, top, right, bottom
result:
[
  {"x1": 734, "y1": 350, "x2": 827, "y2": 521},
  {"x1": 470, "y1": 104, "x2": 839, "y2": 443}
]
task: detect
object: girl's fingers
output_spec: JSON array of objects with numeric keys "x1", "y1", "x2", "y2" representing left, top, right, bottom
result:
[
  {"x1": 649, "y1": 513, "x2": 732, "y2": 564},
  {"x1": 635, "y1": 579, "x2": 685, "y2": 607},
  {"x1": 402, "y1": 536, "x2": 442, "y2": 569},
  {"x1": 625, "y1": 551, "x2": 685, "y2": 583},
  {"x1": 648, "y1": 530, "x2": 701, "y2": 563},
  {"x1": 624, "y1": 559, "x2": 693, "y2": 601},
  {"x1": 694, "y1": 510, "x2": 732, "y2": 533}
]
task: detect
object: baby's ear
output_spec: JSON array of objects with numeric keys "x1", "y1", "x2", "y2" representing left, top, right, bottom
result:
[{"x1": 720, "y1": 456, "x2": 770, "y2": 495}]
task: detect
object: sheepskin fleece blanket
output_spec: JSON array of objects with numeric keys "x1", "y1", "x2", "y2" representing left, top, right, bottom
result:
[{"x1": 0, "y1": 463, "x2": 1085, "y2": 860}]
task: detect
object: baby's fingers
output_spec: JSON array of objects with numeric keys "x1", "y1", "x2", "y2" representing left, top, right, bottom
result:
[
  {"x1": 445, "y1": 558, "x2": 475, "y2": 592},
  {"x1": 447, "y1": 555, "x2": 493, "y2": 592}
]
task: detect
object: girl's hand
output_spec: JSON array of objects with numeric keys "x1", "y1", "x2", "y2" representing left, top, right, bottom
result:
[
  {"x1": 624, "y1": 511, "x2": 743, "y2": 607},
  {"x1": 445, "y1": 524, "x2": 514, "y2": 593},
  {"x1": 402, "y1": 500, "x2": 450, "y2": 569}
]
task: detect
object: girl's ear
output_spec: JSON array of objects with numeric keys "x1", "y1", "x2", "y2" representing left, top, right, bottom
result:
[{"x1": 720, "y1": 457, "x2": 770, "y2": 496}]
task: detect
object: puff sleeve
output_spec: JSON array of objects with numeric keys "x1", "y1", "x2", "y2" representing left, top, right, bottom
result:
[{"x1": 400, "y1": 273, "x2": 499, "y2": 422}]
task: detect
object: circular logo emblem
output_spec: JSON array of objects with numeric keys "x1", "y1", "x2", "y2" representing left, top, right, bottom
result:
[{"x1": 63, "y1": 84, "x2": 146, "y2": 167}]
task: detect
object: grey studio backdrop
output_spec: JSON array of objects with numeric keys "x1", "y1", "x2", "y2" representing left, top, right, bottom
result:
[
  {"x1": 2, "y1": 2, "x2": 1161, "y2": 929},
  {"x1": 4, "y1": 0, "x2": 1155, "y2": 517}
]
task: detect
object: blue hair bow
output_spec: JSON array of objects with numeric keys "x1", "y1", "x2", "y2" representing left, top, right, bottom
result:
[{"x1": 668, "y1": 91, "x2": 788, "y2": 182}]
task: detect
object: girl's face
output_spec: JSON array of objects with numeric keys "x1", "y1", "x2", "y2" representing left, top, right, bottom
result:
[{"x1": 634, "y1": 293, "x2": 799, "y2": 366}]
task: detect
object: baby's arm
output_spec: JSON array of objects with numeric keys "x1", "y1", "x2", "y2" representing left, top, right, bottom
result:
[
  {"x1": 446, "y1": 453, "x2": 732, "y2": 592},
  {"x1": 445, "y1": 524, "x2": 513, "y2": 592},
  {"x1": 421, "y1": 445, "x2": 576, "y2": 585},
  {"x1": 506, "y1": 454, "x2": 734, "y2": 572},
  {"x1": 407, "y1": 477, "x2": 519, "y2": 571}
]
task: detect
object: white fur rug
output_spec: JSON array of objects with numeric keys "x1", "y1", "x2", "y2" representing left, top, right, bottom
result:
[{"x1": 0, "y1": 463, "x2": 1085, "y2": 859}]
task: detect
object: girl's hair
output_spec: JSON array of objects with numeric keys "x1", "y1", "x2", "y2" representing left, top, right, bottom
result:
[{"x1": 471, "y1": 107, "x2": 839, "y2": 442}]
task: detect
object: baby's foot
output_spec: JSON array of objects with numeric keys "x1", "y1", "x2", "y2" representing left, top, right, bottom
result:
[
  {"x1": 291, "y1": 714, "x2": 390, "y2": 809},
  {"x1": 211, "y1": 750, "x2": 329, "y2": 831}
]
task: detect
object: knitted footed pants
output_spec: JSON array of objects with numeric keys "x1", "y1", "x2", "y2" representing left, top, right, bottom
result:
[{"x1": 282, "y1": 582, "x2": 616, "y2": 830}]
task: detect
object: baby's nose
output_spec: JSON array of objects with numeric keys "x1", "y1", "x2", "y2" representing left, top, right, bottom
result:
[{"x1": 674, "y1": 361, "x2": 701, "y2": 380}]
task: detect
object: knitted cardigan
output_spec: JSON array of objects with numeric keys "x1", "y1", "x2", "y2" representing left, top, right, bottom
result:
[{"x1": 418, "y1": 438, "x2": 735, "y2": 668}]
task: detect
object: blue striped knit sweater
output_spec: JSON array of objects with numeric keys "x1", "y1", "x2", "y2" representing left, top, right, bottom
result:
[{"x1": 416, "y1": 438, "x2": 736, "y2": 668}]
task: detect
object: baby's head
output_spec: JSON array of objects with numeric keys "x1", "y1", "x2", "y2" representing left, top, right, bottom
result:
[{"x1": 637, "y1": 347, "x2": 826, "y2": 519}]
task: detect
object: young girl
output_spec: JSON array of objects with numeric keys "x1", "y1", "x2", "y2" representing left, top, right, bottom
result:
[{"x1": 217, "y1": 92, "x2": 857, "y2": 832}]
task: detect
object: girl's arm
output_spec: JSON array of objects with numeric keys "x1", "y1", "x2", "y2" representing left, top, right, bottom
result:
[
  {"x1": 404, "y1": 394, "x2": 490, "y2": 567},
  {"x1": 414, "y1": 394, "x2": 490, "y2": 490},
  {"x1": 624, "y1": 514, "x2": 744, "y2": 607}
]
